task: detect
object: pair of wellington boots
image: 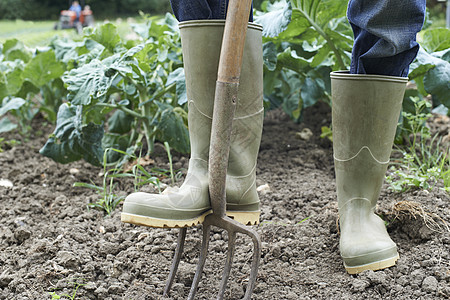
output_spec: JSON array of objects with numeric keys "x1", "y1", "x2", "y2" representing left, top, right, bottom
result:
[
  {"x1": 121, "y1": 20, "x2": 408, "y2": 275},
  {"x1": 121, "y1": 20, "x2": 264, "y2": 228}
]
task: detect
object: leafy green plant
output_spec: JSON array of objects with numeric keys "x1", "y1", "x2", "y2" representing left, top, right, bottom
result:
[
  {"x1": 396, "y1": 92, "x2": 432, "y2": 144},
  {"x1": 73, "y1": 146, "x2": 169, "y2": 214},
  {"x1": 130, "y1": 162, "x2": 162, "y2": 193},
  {"x1": 37, "y1": 15, "x2": 189, "y2": 166},
  {"x1": 297, "y1": 215, "x2": 313, "y2": 224},
  {"x1": 254, "y1": 0, "x2": 351, "y2": 120},
  {"x1": 387, "y1": 96, "x2": 450, "y2": 192},
  {"x1": 320, "y1": 125, "x2": 332, "y2": 141},
  {"x1": 256, "y1": 2, "x2": 450, "y2": 124},
  {"x1": 408, "y1": 27, "x2": 450, "y2": 115},
  {"x1": 2, "y1": 3, "x2": 448, "y2": 172},
  {"x1": 0, "y1": 38, "x2": 65, "y2": 134},
  {"x1": 0, "y1": 14, "x2": 188, "y2": 166},
  {"x1": 48, "y1": 279, "x2": 86, "y2": 300},
  {"x1": 128, "y1": 145, "x2": 166, "y2": 193},
  {"x1": 164, "y1": 141, "x2": 176, "y2": 185}
]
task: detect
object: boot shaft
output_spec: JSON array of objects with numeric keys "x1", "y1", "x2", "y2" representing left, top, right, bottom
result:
[
  {"x1": 331, "y1": 71, "x2": 407, "y2": 162},
  {"x1": 179, "y1": 21, "x2": 264, "y2": 176},
  {"x1": 179, "y1": 20, "x2": 263, "y2": 118},
  {"x1": 330, "y1": 71, "x2": 407, "y2": 209}
]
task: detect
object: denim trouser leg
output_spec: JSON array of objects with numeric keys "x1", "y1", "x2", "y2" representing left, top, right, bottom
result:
[
  {"x1": 170, "y1": 0, "x2": 253, "y2": 22},
  {"x1": 347, "y1": 0, "x2": 426, "y2": 77}
]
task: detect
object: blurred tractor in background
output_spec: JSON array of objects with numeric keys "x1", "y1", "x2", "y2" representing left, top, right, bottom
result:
[{"x1": 54, "y1": 1, "x2": 94, "y2": 34}]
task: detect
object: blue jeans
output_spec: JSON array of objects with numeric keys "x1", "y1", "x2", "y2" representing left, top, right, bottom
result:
[
  {"x1": 170, "y1": 0, "x2": 425, "y2": 77},
  {"x1": 170, "y1": 0, "x2": 253, "y2": 22},
  {"x1": 348, "y1": 0, "x2": 426, "y2": 77}
]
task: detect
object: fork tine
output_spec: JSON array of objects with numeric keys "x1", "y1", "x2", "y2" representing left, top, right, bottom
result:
[
  {"x1": 184, "y1": 214, "x2": 261, "y2": 300},
  {"x1": 187, "y1": 221, "x2": 212, "y2": 300},
  {"x1": 242, "y1": 227, "x2": 261, "y2": 300},
  {"x1": 217, "y1": 231, "x2": 236, "y2": 299},
  {"x1": 163, "y1": 227, "x2": 187, "y2": 297},
  {"x1": 221, "y1": 217, "x2": 261, "y2": 300}
]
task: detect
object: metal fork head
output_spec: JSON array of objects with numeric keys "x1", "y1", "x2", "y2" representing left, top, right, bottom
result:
[{"x1": 163, "y1": 214, "x2": 261, "y2": 300}]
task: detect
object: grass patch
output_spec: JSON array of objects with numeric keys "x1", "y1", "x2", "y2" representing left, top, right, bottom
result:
[
  {"x1": 387, "y1": 96, "x2": 450, "y2": 193},
  {"x1": 0, "y1": 20, "x2": 79, "y2": 47},
  {"x1": 0, "y1": 18, "x2": 145, "y2": 48}
]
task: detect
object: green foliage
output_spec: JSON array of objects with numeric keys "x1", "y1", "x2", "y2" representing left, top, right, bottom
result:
[
  {"x1": 0, "y1": 38, "x2": 65, "y2": 133},
  {"x1": 388, "y1": 96, "x2": 450, "y2": 193},
  {"x1": 2, "y1": 2, "x2": 449, "y2": 174},
  {"x1": 420, "y1": 28, "x2": 450, "y2": 53},
  {"x1": 0, "y1": 0, "x2": 45, "y2": 20},
  {"x1": 396, "y1": 90, "x2": 432, "y2": 144},
  {"x1": 255, "y1": 0, "x2": 351, "y2": 120},
  {"x1": 47, "y1": 279, "x2": 86, "y2": 300},
  {"x1": 408, "y1": 42, "x2": 450, "y2": 112},
  {"x1": 40, "y1": 104, "x2": 104, "y2": 165},
  {"x1": 320, "y1": 125, "x2": 332, "y2": 141},
  {"x1": 0, "y1": 15, "x2": 188, "y2": 167},
  {"x1": 39, "y1": 15, "x2": 188, "y2": 166},
  {"x1": 0, "y1": 97, "x2": 30, "y2": 133},
  {"x1": 164, "y1": 141, "x2": 175, "y2": 185},
  {"x1": 257, "y1": 2, "x2": 450, "y2": 124}
]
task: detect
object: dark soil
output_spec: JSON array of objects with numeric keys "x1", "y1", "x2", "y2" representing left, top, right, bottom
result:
[{"x1": 0, "y1": 102, "x2": 449, "y2": 299}]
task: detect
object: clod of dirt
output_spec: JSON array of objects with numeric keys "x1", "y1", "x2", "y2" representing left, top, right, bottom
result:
[
  {"x1": 55, "y1": 251, "x2": 79, "y2": 269},
  {"x1": 13, "y1": 228, "x2": 31, "y2": 244},
  {"x1": 352, "y1": 279, "x2": 370, "y2": 292},
  {"x1": 0, "y1": 274, "x2": 14, "y2": 288}
]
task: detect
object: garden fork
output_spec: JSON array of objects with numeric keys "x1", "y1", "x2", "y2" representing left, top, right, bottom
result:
[{"x1": 163, "y1": 0, "x2": 261, "y2": 299}]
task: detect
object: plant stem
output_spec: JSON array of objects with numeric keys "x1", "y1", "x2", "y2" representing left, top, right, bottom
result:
[
  {"x1": 164, "y1": 141, "x2": 175, "y2": 185},
  {"x1": 95, "y1": 103, "x2": 144, "y2": 119},
  {"x1": 138, "y1": 87, "x2": 154, "y2": 155},
  {"x1": 139, "y1": 83, "x2": 176, "y2": 107},
  {"x1": 293, "y1": 5, "x2": 346, "y2": 70}
]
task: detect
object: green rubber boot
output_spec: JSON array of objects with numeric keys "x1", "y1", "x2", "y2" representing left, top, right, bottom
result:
[
  {"x1": 331, "y1": 71, "x2": 407, "y2": 274},
  {"x1": 121, "y1": 20, "x2": 264, "y2": 228}
]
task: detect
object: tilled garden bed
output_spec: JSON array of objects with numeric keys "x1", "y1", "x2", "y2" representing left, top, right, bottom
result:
[{"x1": 0, "y1": 103, "x2": 449, "y2": 299}]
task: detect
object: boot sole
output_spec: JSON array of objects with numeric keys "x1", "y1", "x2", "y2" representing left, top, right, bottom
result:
[
  {"x1": 344, "y1": 253, "x2": 399, "y2": 274},
  {"x1": 121, "y1": 210, "x2": 259, "y2": 228},
  {"x1": 227, "y1": 211, "x2": 260, "y2": 226}
]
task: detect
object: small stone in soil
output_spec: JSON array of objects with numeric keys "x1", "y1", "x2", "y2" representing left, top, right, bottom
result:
[
  {"x1": 256, "y1": 183, "x2": 271, "y2": 195},
  {"x1": 14, "y1": 228, "x2": 31, "y2": 243},
  {"x1": 69, "y1": 168, "x2": 80, "y2": 175},
  {"x1": 296, "y1": 128, "x2": 313, "y2": 141},
  {"x1": 421, "y1": 275, "x2": 438, "y2": 293},
  {"x1": 0, "y1": 178, "x2": 13, "y2": 187}
]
